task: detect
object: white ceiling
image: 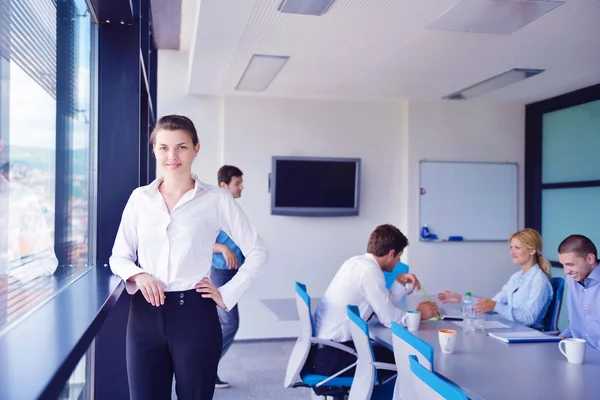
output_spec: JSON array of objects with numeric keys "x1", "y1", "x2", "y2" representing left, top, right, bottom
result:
[
  {"x1": 186, "y1": 0, "x2": 600, "y2": 103},
  {"x1": 150, "y1": 0, "x2": 182, "y2": 49}
]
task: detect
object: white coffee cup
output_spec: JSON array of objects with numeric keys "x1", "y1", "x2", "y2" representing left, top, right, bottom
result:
[
  {"x1": 401, "y1": 310, "x2": 421, "y2": 331},
  {"x1": 439, "y1": 329, "x2": 457, "y2": 354},
  {"x1": 559, "y1": 338, "x2": 587, "y2": 364}
]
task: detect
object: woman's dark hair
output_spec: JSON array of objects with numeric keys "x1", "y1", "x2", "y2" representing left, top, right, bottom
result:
[
  {"x1": 367, "y1": 224, "x2": 408, "y2": 257},
  {"x1": 150, "y1": 115, "x2": 199, "y2": 146}
]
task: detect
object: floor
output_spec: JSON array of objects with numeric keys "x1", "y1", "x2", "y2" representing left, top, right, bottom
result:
[
  {"x1": 169, "y1": 339, "x2": 340, "y2": 399},
  {"x1": 168, "y1": 338, "x2": 352, "y2": 399},
  {"x1": 212, "y1": 339, "x2": 314, "y2": 400}
]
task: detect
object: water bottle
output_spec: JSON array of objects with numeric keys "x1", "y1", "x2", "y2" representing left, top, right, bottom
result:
[{"x1": 462, "y1": 292, "x2": 476, "y2": 332}]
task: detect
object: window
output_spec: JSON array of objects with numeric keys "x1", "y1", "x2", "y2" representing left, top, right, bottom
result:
[
  {"x1": 542, "y1": 187, "x2": 600, "y2": 260},
  {"x1": 526, "y1": 87, "x2": 600, "y2": 264},
  {"x1": 0, "y1": 0, "x2": 95, "y2": 338},
  {"x1": 541, "y1": 100, "x2": 600, "y2": 261},
  {"x1": 542, "y1": 99, "x2": 600, "y2": 184}
]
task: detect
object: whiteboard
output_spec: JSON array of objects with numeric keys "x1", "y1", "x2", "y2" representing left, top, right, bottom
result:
[{"x1": 419, "y1": 161, "x2": 518, "y2": 242}]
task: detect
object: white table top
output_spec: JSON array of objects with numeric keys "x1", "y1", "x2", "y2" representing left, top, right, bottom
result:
[{"x1": 369, "y1": 310, "x2": 600, "y2": 400}]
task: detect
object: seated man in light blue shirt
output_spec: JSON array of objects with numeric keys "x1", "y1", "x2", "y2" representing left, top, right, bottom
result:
[
  {"x1": 211, "y1": 165, "x2": 246, "y2": 389},
  {"x1": 558, "y1": 234, "x2": 600, "y2": 350}
]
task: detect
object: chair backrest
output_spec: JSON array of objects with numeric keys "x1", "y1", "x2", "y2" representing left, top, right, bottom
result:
[
  {"x1": 408, "y1": 355, "x2": 467, "y2": 400},
  {"x1": 391, "y1": 322, "x2": 434, "y2": 400},
  {"x1": 347, "y1": 305, "x2": 376, "y2": 400},
  {"x1": 543, "y1": 277, "x2": 565, "y2": 332},
  {"x1": 383, "y1": 261, "x2": 409, "y2": 289},
  {"x1": 284, "y1": 282, "x2": 315, "y2": 387}
]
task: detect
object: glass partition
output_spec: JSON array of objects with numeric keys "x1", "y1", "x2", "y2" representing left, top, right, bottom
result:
[
  {"x1": 0, "y1": 0, "x2": 96, "y2": 337},
  {"x1": 539, "y1": 98, "x2": 600, "y2": 262},
  {"x1": 542, "y1": 99, "x2": 600, "y2": 184},
  {"x1": 542, "y1": 187, "x2": 600, "y2": 260}
]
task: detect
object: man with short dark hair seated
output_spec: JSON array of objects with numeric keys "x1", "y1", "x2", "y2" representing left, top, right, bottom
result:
[
  {"x1": 310, "y1": 224, "x2": 438, "y2": 377},
  {"x1": 558, "y1": 234, "x2": 600, "y2": 350}
]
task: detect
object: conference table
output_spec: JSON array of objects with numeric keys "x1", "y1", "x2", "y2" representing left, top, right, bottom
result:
[{"x1": 368, "y1": 298, "x2": 600, "y2": 400}]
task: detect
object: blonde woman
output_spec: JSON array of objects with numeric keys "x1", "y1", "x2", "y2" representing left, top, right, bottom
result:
[{"x1": 437, "y1": 228, "x2": 553, "y2": 329}]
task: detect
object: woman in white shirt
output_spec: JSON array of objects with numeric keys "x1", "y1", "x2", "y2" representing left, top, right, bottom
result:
[
  {"x1": 437, "y1": 228, "x2": 553, "y2": 329},
  {"x1": 110, "y1": 115, "x2": 268, "y2": 400}
]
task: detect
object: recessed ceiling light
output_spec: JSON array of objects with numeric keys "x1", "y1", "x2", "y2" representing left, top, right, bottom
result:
[
  {"x1": 444, "y1": 68, "x2": 545, "y2": 100},
  {"x1": 427, "y1": 0, "x2": 563, "y2": 35},
  {"x1": 235, "y1": 55, "x2": 290, "y2": 92},
  {"x1": 278, "y1": 0, "x2": 337, "y2": 16}
]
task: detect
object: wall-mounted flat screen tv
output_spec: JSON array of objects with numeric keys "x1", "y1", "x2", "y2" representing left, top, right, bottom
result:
[{"x1": 270, "y1": 156, "x2": 361, "y2": 217}]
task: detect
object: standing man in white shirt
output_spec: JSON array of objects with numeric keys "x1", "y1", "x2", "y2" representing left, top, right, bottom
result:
[
  {"x1": 311, "y1": 224, "x2": 437, "y2": 377},
  {"x1": 110, "y1": 115, "x2": 268, "y2": 400}
]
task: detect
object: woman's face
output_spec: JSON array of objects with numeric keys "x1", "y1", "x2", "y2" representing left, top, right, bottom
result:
[
  {"x1": 510, "y1": 237, "x2": 535, "y2": 266},
  {"x1": 153, "y1": 129, "x2": 199, "y2": 176}
]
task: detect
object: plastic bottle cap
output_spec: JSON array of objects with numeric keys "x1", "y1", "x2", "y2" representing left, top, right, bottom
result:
[{"x1": 465, "y1": 292, "x2": 471, "y2": 297}]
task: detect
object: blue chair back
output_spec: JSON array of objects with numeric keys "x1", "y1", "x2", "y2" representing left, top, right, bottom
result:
[
  {"x1": 296, "y1": 282, "x2": 315, "y2": 336},
  {"x1": 408, "y1": 355, "x2": 467, "y2": 400},
  {"x1": 346, "y1": 305, "x2": 376, "y2": 365},
  {"x1": 285, "y1": 282, "x2": 354, "y2": 394},
  {"x1": 392, "y1": 322, "x2": 434, "y2": 369},
  {"x1": 346, "y1": 305, "x2": 382, "y2": 400},
  {"x1": 543, "y1": 277, "x2": 565, "y2": 332},
  {"x1": 383, "y1": 262, "x2": 409, "y2": 289},
  {"x1": 392, "y1": 322, "x2": 434, "y2": 400}
]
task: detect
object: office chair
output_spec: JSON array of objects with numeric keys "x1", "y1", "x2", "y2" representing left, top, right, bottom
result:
[
  {"x1": 346, "y1": 305, "x2": 397, "y2": 400},
  {"x1": 285, "y1": 282, "x2": 355, "y2": 400},
  {"x1": 391, "y1": 322, "x2": 434, "y2": 400},
  {"x1": 408, "y1": 355, "x2": 467, "y2": 400},
  {"x1": 383, "y1": 262, "x2": 409, "y2": 290},
  {"x1": 542, "y1": 277, "x2": 565, "y2": 335}
]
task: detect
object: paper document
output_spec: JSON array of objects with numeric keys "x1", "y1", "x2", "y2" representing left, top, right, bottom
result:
[
  {"x1": 488, "y1": 330, "x2": 561, "y2": 343},
  {"x1": 452, "y1": 320, "x2": 510, "y2": 329}
]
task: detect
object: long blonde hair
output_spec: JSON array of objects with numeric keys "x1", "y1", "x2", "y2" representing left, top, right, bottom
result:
[{"x1": 509, "y1": 228, "x2": 551, "y2": 278}]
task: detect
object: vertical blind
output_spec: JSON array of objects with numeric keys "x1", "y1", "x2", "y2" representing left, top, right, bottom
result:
[{"x1": 1, "y1": 0, "x2": 58, "y2": 99}]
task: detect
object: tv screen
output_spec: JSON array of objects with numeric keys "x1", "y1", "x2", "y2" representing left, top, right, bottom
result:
[{"x1": 270, "y1": 156, "x2": 360, "y2": 216}]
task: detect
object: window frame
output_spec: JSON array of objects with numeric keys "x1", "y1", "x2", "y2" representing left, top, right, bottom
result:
[{"x1": 525, "y1": 83, "x2": 600, "y2": 266}]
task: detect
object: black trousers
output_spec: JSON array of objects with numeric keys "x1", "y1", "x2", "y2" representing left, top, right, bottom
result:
[{"x1": 126, "y1": 289, "x2": 222, "y2": 400}]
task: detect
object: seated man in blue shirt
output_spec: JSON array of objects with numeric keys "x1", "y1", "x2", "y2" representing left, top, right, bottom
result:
[
  {"x1": 558, "y1": 234, "x2": 600, "y2": 350},
  {"x1": 212, "y1": 165, "x2": 246, "y2": 388}
]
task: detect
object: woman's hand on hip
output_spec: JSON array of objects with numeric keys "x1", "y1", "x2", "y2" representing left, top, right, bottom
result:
[
  {"x1": 195, "y1": 277, "x2": 226, "y2": 308},
  {"x1": 131, "y1": 273, "x2": 165, "y2": 306}
]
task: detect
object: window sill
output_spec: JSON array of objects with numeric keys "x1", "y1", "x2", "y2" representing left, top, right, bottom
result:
[{"x1": 0, "y1": 265, "x2": 124, "y2": 399}]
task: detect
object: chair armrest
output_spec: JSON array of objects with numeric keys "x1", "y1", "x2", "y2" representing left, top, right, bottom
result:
[
  {"x1": 311, "y1": 338, "x2": 357, "y2": 356},
  {"x1": 545, "y1": 330, "x2": 560, "y2": 336},
  {"x1": 373, "y1": 362, "x2": 397, "y2": 372}
]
